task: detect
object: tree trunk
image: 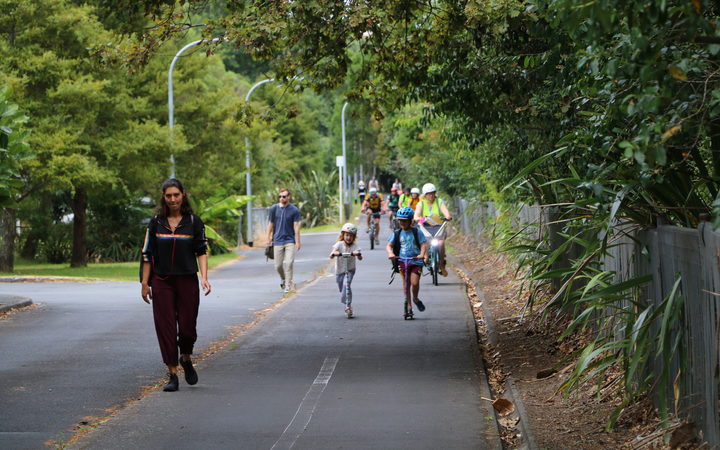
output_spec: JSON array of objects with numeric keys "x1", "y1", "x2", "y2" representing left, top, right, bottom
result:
[
  {"x1": 20, "y1": 233, "x2": 39, "y2": 259},
  {"x1": 70, "y1": 188, "x2": 88, "y2": 268},
  {"x1": 0, "y1": 208, "x2": 16, "y2": 272}
]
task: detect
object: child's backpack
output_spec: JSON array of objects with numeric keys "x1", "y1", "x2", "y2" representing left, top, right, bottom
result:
[{"x1": 390, "y1": 227, "x2": 421, "y2": 275}]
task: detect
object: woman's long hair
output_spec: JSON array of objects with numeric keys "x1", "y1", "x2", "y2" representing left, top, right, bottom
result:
[{"x1": 157, "y1": 178, "x2": 194, "y2": 217}]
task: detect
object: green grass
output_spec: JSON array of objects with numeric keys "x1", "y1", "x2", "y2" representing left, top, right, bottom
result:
[
  {"x1": 0, "y1": 252, "x2": 241, "y2": 282},
  {"x1": 303, "y1": 202, "x2": 364, "y2": 233}
]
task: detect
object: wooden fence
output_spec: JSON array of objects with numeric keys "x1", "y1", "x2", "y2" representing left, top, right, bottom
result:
[{"x1": 454, "y1": 198, "x2": 720, "y2": 446}]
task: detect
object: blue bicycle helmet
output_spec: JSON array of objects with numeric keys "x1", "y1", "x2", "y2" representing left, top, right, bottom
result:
[{"x1": 396, "y1": 206, "x2": 414, "y2": 220}]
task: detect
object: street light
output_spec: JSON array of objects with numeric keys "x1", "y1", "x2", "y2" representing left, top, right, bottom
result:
[
  {"x1": 168, "y1": 37, "x2": 222, "y2": 178},
  {"x1": 242, "y1": 78, "x2": 274, "y2": 247},
  {"x1": 340, "y1": 102, "x2": 349, "y2": 224}
]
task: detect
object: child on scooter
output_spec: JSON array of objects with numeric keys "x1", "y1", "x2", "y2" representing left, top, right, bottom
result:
[
  {"x1": 330, "y1": 223, "x2": 363, "y2": 317},
  {"x1": 386, "y1": 206, "x2": 428, "y2": 319}
]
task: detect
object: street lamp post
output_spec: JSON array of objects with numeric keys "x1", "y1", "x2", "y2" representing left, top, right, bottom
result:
[
  {"x1": 242, "y1": 78, "x2": 274, "y2": 247},
  {"x1": 168, "y1": 38, "x2": 221, "y2": 178},
  {"x1": 340, "y1": 101, "x2": 349, "y2": 223}
]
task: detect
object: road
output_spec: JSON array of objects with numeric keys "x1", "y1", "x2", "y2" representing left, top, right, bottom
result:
[{"x1": 0, "y1": 226, "x2": 500, "y2": 449}]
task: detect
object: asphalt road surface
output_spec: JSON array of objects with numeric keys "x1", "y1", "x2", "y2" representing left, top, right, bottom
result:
[{"x1": 1, "y1": 225, "x2": 500, "y2": 449}]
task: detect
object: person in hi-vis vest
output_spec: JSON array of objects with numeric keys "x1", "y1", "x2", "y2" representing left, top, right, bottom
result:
[{"x1": 413, "y1": 183, "x2": 452, "y2": 276}]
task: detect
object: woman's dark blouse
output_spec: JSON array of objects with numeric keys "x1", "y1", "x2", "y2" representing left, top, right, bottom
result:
[{"x1": 141, "y1": 214, "x2": 207, "y2": 276}]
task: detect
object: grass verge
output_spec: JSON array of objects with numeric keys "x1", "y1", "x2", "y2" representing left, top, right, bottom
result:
[{"x1": 0, "y1": 252, "x2": 241, "y2": 282}]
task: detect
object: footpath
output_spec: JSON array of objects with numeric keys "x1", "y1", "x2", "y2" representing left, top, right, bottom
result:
[{"x1": 72, "y1": 227, "x2": 501, "y2": 449}]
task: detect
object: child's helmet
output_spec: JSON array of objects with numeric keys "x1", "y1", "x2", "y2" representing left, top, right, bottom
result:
[
  {"x1": 410, "y1": 187, "x2": 420, "y2": 194},
  {"x1": 396, "y1": 206, "x2": 414, "y2": 220},
  {"x1": 422, "y1": 183, "x2": 437, "y2": 194},
  {"x1": 341, "y1": 223, "x2": 357, "y2": 234}
]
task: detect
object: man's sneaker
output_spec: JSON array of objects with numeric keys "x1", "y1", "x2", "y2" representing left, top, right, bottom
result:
[
  {"x1": 163, "y1": 373, "x2": 179, "y2": 392},
  {"x1": 180, "y1": 357, "x2": 198, "y2": 385},
  {"x1": 415, "y1": 300, "x2": 426, "y2": 312}
]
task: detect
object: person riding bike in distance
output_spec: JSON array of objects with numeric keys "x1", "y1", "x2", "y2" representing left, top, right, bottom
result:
[
  {"x1": 357, "y1": 180, "x2": 366, "y2": 205},
  {"x1": 399, "y1": 187, "x2": 411, "y2": 208},
  {"x1": 387, "y1": 206, "x2": 428, "y2": 317},
  {"x1": 414, "y1": 183, "x2": 452, "y2": 276},
  {"x1": 387, "y1": 187, "x2": 401, "y2": 228},
  {"x1": 361, "y1": 187, "x2": 385, "y2": 244},
  {"x1": 406, "y1": 187, "x2": 421, "y2": 210}
]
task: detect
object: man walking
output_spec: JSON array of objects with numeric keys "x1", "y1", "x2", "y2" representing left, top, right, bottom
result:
[{"x1": 266, "y1": 188, "x2": 301, "y2": 293}]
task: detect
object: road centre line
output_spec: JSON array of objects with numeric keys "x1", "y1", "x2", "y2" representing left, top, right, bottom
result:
[{"x1": 270, "y1": 355, "x2": 340, "y2": 449}]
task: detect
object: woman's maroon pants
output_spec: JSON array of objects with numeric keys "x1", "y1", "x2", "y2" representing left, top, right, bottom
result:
[{"x1": 151, "y1": 274, "x2": 200, "y2": 366}]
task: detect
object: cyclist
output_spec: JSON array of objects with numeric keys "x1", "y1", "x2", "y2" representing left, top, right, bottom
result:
[
  {"x1": 357, "y1": 180, "x2": 366, "y2": 205},
  {"x1": 368, "y1": 177, "x2": 379, "y2": 191},
  {"x1": 361, "y1": 187, "x2": 385, "y2": 245},
  {"x1": 406, "y1": 187, "x2": 421, "y2": 211},
  {"x1": 414, "y1": 183, "x2": 452, "y2": 276},
  {"x1": 386, "y1": 206, "x2": 428, "y2": 318},
  {"x1": 391, "y1": 178, "x2": 402, "y2": 192},
  {"x1": 399, "y1": 187, "x2": 411, "y2": 208},
  {"x1": 387, "y1": 187, "x2": 401, "y2": 228},
  {"x1": 330, "y1": 223, "x2": 362, "y2": 318}
]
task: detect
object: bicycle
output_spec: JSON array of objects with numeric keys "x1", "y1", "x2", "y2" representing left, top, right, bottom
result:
[
  {"x1": 366, "y1": 211, "x2": 383, "y2": 249},
  {"x1": 388, "y1": 208, "x2": 400, "y2": 231},
  {"x1": 418, "y1": 219, "x2": 449, "y2": 286},
  {"x1": 339, "y1": 251, "x2": 359, "y2": 318}
]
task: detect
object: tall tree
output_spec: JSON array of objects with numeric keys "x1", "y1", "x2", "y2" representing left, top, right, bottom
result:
[{"x1": 0, "y1": 86, "x2": 32, "y2": 272}]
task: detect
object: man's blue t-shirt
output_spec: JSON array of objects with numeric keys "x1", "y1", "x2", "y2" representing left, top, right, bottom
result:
[
  {"x1": 387, "y1": 228, "x2": 427, "y2": 266},
  {"x1": 269, "y1": 204, "x2": 300, "y2": 245}
]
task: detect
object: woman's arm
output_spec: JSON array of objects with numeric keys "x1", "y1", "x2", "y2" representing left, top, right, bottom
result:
[
  {"x1": 440, "y1": 201, "x2": 452, "y2": 220},
  {"x1": 413, "y1": 202, "x2": 423, "y2": 222},
  {"x1": 198, "y1": 253, "x2": 211, "y2": 295},
  {"x1": 140, "y1": 218, "x2": 155, "y2": 303},
  {"x1": 141, "y1": 262, "x2": 152, "y2": 303}
]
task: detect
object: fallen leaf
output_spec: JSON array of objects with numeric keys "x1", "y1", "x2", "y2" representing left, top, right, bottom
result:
[{"x1": 492, "y1": 397, "x2": 515, "y2": 416}]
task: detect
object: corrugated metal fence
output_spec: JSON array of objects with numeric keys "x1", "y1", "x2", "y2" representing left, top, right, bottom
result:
[{"x1": 454, "y1": 198, "x2": 720, "y2": 445}]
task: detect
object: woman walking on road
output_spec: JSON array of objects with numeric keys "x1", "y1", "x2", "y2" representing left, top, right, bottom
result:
[{"x1": 140, "y1": 178, "x2": 212, "y2": 392}]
